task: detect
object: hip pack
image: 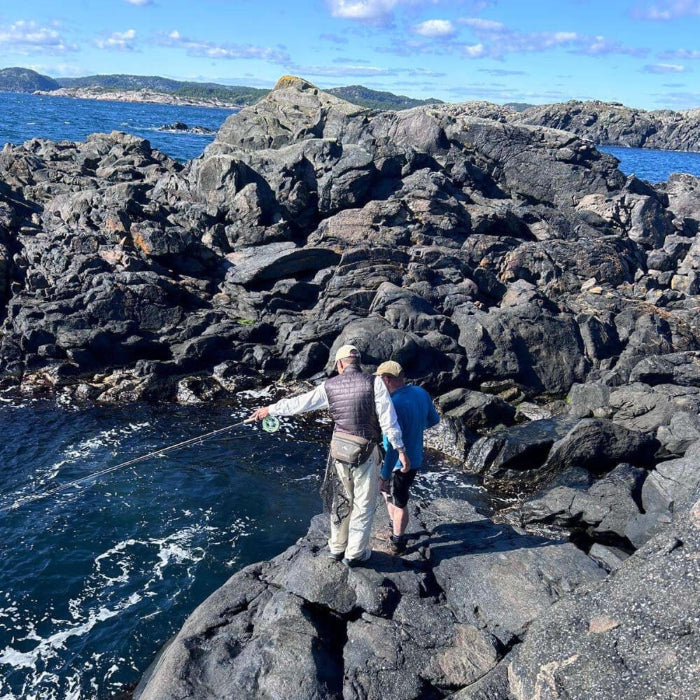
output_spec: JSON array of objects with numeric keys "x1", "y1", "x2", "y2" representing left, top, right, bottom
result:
[{"x1": 330, "y1": 431, "x2": 375, "y2": 466}]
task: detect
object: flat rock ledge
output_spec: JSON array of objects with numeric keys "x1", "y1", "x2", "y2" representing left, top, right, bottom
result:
[
  {"x1": 134, "y1": 498, "x2": 606, "y2": 700},
  {"x1": 135, "y1": 483, "x2": 699, "y2": 700}
]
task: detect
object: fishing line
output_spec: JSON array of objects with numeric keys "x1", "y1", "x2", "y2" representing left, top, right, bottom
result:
[{"x1": 0, "y1": 416, "x2": 280, "y2": 513}]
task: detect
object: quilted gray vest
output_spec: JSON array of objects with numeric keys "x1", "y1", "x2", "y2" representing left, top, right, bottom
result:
[{"x1": 325, "y1": 365, "x2": 381, "y2": 442}]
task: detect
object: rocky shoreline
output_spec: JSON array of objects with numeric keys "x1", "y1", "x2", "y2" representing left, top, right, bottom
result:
[
  {"x1": 34, "y1": 86, "x2": 243, "y2": 109},
  {"x1": 27, "y1": 82, "x2": 700, "y2": 152},
  {"x1": 1, "y1": 75, "x2": 699, "y2": 697},
  {"x1": 513, "y1": 100, "x2": 700, "y2": 153}
]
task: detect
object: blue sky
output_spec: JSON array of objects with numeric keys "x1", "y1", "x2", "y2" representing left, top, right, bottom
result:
[{"x1": 1, "y1": 0, "x2": 698, "y2": 109}]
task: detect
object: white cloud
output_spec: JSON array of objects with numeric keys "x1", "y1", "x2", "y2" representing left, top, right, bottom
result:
[
  {"x1": 459, "y1": 18, "x2": 505, "y2": 31},
  {"x1": 0, "y1": 20, "x2": 77, "y2": 55},
  {"x1": 658, "y1": 48, "x2": 700, "y2": 59},
  {"x1": 328, "y1": 0, "x2": 402, "y2": 22},
  {"x1": 643, "y1": 63, "x2": 689, "y2": 73},
  {"x1": 294, "y1": 63, "x2": 394, "y2": 77},
  {"x1": 163, "y1": 31, "x2": 290, "y2": 63},
  {"x1": 444, "y1": 83, "x2": 569, "y2": 103},
  {"x1": 654, "y1": 90, "x2": 700, "y2": 108},
  {"x1": 320, "y1": 33, "x2": 350, "y2": 44},
  {"x1": 413, "y1": 19, "x2": 456, "y2": 38},
  {"x1": 479, "y1": 68, "x2": 527, "y2": 76},
  {"x1": 327, "y1": 0, "x2": 495, "y2": 25},
  {"x1": 633, "y1": 0, "x2": 700, "y2": 20},
  {"x1": 28, "y1": 62, "x2": 85, "y2": 77},
  {"x1": 456, "y1": 18, "x2": 647, "y2": 59},
  {"x1": 95, "y1": 29, "x2": 137, "y2": 51},
  {"x1": 461, "y1": 43, "x2": 485, "y2": 57}
]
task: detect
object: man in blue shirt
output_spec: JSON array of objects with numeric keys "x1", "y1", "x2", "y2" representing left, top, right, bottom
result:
[{"x1": 377, "y1": 361, "x2": 440, "y2": 554}]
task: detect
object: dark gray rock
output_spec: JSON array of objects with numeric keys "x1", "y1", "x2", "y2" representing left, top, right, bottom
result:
[
  {"x1": 157, "y1": 122, "x2": 215, "y2": 135},
  {"x1": 514, "y1": 100, "x2": 700, "y2": 152},
  {"x1": 436, "y1": 388, "x2": 516, "y2": 431},
  {"x1": 624, "y1": 509, "x2": 674, "y2": 549},
  {"x1": 1, "y1": 77, "x2": 700, "y2": 414},
  {"x1": 608, "y1": 382, "x2": 700, "y2": 433},
  {"x1": 135, "y1": 499, "x2": 604, "y2": 700},
  {"x1": 587, "y1": 543, "x2": 630, "y2": 572},
  {"x1": 453, "y1": 303, "x2": 590, "y2": 396},
  {"x1": 519, "y1": 462, "x2": 646, "y2": 546},
  {"x1": 508, "y1": 489, "x2": 700, "y2": 700},
  {"x1": 656, "y1": 410, "x2": 700, "y2": 457},
  {"x1": 566, "y1": 381, "x2": 611, "y2": 419},
  {"x1": 629, "y1": 351, "x2": 700, "y2": 387},
  {"x1": 541, "y1": 418, "x2": 658, "y2": 477},
  {"x1": 225, "y1": 242, "x2": 340, "y2": 285},
  {"x1": 642, "y1": 453, "x2": 700, "y2": 515},
  {"x1": 465, "y1": 416, "x2": 579, "y2": 488}
]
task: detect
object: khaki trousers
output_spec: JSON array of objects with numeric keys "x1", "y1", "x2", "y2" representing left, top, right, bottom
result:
[{"x1": 328, "y1": 448, "x2": 380, "y2": 560}]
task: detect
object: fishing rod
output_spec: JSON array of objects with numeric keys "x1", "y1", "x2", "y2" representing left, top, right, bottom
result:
[{"x1": 0, "y1": 415, "x2": 281, "y2": 514}]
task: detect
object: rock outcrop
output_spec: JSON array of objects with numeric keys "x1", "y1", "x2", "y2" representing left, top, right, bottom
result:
[
  {"x1": 134, "y1": 500, "x2": 606, "y2": 700},
  {"x1": 2, "y1": 76, "x2": 698, "y2": 698},
  {"x1": 508, "y1": 488, "x2": 700, "y2": 700},
  {"x1": 134, "y1": 487, "x2": 699, "y2": 699},
  {"x1": 513, "y1": 100, "x2": 700, "y2": 153},
  {"x1": 1, "y1": 77, "x2": 698, "y2": 411}
]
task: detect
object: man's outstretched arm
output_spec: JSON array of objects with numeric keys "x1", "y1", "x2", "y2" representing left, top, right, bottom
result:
[{"x1": 249, "y1": 384, "x2": 328, "y2": 421}]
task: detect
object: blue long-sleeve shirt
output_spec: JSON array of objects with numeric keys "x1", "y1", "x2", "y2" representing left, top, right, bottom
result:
[{"x1": 381, "y1": 384, "x2": 440, "y2": 480}]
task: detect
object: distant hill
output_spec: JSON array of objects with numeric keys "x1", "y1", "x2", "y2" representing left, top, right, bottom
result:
[
  {"x1": 56, "y1": 76, "x2": 441, "y2": 111},
  {"x1": 0, "y1": 67, "x2": 59, "y2": 93},
  {"x1": 0, "y1": 67, "x2": 443, "y2": 111},
  {"x1": 57, "y1": 74, "x2": 269, "y2": 106},
  {"x1": 327, "y1": 84, "x2": 442, "y2": 110}
]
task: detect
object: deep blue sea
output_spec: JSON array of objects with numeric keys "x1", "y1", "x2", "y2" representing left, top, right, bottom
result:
[
  {"x1": 0, "y1": 92, "x2": 235, "y2": 162},
  {"x1": 599, "y1": 145, "x2": 700, "y2": 183}
]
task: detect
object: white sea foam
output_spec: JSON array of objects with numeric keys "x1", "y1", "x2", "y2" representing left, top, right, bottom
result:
[
  {"x1": 0, "y1": 605, "x2": 121, "y2": 670},
  {"x1": 27, "y1": 421, "x2": 152, "y2": 491},
  {"x1": 237, "y1": 385, "x2": 277, "y2": 399}
]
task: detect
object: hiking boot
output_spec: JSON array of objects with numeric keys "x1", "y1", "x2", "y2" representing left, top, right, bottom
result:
[
  {"x1": 342, "y1": 549, "x2": 372, "y2": 567},
  {"x1": 327, "y1": 550, "x2": 344, "y2": 561},
  {"x1": 390, "y1": 534, "x2": 406, "y2": 555}
]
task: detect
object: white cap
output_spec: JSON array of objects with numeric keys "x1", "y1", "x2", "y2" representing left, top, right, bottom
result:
[{"x1": 334, "y1": 344, "x2": 361, "y2": 362}]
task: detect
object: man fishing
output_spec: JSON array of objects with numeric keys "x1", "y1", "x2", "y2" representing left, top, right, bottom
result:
[
  {"x1": 376, "y1": 360, "x2": 440, "y2": 555},
  {"x1": 249, "y1": 345, "x2": 409, "y2": 566}
]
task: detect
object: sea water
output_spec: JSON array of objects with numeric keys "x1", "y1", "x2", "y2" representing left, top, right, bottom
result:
[
  {"x1": 0, "y1": 92, "x2": 235, "y2": 162},
  {"x1": 0, "y1": 395, "x2": 483, "y2": 698},
  {"x1": 599, "y1": 144, "x2": 700, "y2": 183}
]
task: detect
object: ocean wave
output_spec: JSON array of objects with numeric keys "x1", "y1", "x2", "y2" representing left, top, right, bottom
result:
[{"x1": 0, "y1": 516, "x2": 251, "y2": 698}]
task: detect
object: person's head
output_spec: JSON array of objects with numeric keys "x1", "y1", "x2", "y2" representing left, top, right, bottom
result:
[
  {"x1": 334, "y1": 345, "x2": 361, "y2": 373},
  {"x1": 375, "y1": 360, "x2": 405, "y2": 393}
]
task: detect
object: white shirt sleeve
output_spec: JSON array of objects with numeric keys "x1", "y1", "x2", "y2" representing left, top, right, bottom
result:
[
  {"x1": 374, "y1": 376, "x2": 404, "y2": 450},
  {"x1": 268, "y1": 384, "x2": 329, "y2": 417}
]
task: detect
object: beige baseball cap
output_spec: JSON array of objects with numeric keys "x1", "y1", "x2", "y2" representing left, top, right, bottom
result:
[
  {"x1": 334, "y1": 344, "x2": 361, "y2": 362},
  {"x1": 375, "y1": 360, "x2": 404, "y2": 377}
]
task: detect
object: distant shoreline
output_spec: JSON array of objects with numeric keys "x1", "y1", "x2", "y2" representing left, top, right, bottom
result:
[{"x1": 33, "y1": 87, "x2": 244, "y2": 110}]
